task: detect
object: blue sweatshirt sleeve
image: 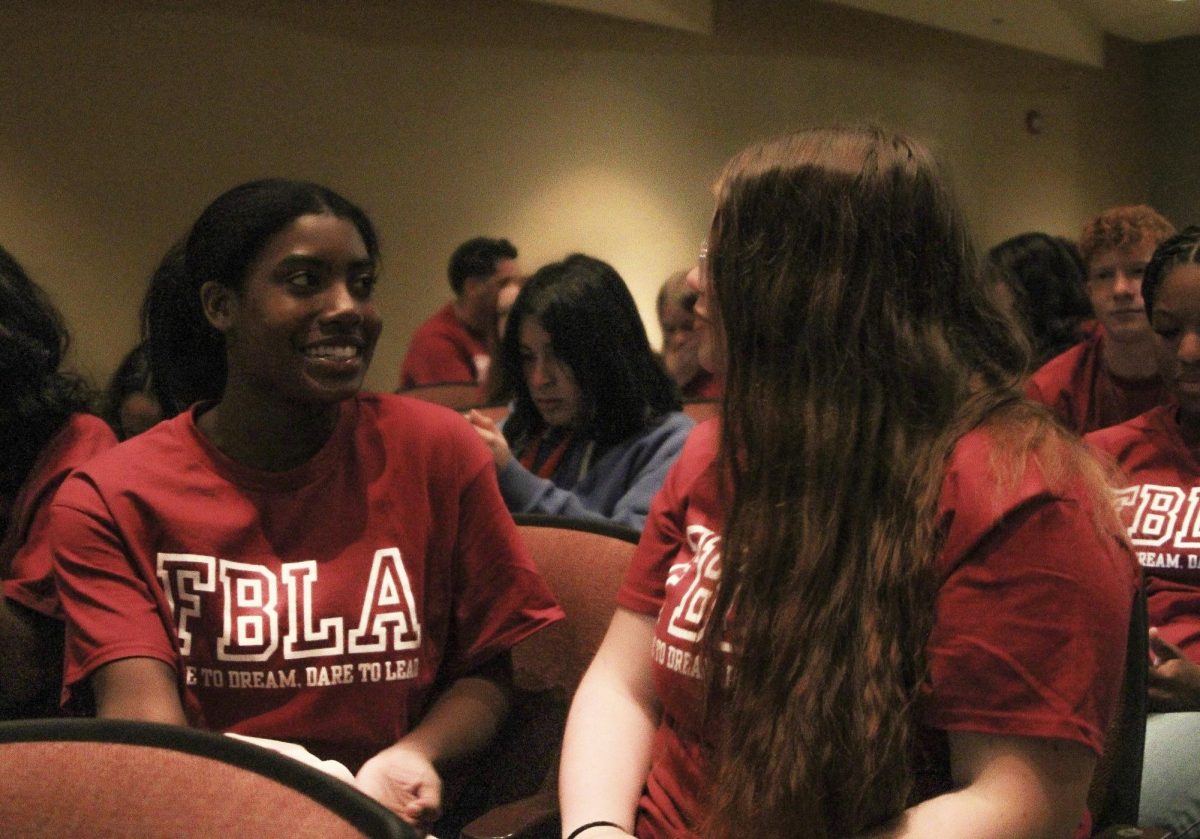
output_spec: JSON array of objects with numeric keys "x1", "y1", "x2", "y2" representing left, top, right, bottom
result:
[{"x1": 496, "y1": 412, "x2": 694, "y2": 530}]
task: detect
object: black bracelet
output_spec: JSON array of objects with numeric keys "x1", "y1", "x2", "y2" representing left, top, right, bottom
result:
[{"x1": 566, "y1": 820, "x2": 624, "y2": 839}]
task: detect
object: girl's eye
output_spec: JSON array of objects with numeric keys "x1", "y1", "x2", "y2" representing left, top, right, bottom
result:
[
  {"x1": 285, "y1": 270, "x2": 320, "y2": 289},
  {"x1": 1155, "y1": 327, "x2": 1180, "y2": 341},
  {"x1": 351, "y1": 273, "x2": 377, "y2": 295}
]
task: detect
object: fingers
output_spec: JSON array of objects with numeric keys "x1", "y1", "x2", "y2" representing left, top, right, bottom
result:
[
  {"x1": 1149, "y1": 627, "x2": 1183, "y2": 662},
  {"x1": 466, "y1": 409, "x2": 495, "y2": 431}
]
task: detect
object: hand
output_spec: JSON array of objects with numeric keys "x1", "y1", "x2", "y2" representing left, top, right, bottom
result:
[
  {"x1": 354, "y1": 744, "x2": 443, "y2": 834},
  {"x1": 663, "y1": 336, "x2": 701, "y2": 390},
  {"x1": 467, "y1": 409, "x2": 512, "y2": 469},
  {"x1": 1147, "y1": 627, "x2": 1200, "y2": 712}
]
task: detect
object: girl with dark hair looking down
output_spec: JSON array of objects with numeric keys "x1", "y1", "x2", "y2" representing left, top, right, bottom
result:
[
  {"x1": 48, "y1": 179, "x2": 561, "y2": 834},
  {"x1": 469, "y1": 253, "x2": 692, "y2": 530},
  {"x1": 558, "y1": 128, "x2": 1138, "y2": 839}
]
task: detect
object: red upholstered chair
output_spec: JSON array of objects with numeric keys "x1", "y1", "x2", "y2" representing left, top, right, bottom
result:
[
  {"x1": 0, "y1": 717, "x2": 414, "y2": 839},
  {"x1": 396, "y1": 381, "x2": 485, "y2": 411},
  {"x1": 457, "y1": 514, "x2": 641, "y2": 839}
]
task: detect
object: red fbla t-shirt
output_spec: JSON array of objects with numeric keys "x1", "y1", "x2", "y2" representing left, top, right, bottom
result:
[
  {"x1": 51, "y1": 394, "x2": 562, "y2": 771},
  {"x1": 1026, "y1": 329, "x2": 1169, "y2": 434},
  {"x1": 618, "y1": 419, "x2": 1136, "y2": 838},
  {"x1": 1086, "y1": 404, "x2": 1200, "y2": 662}
]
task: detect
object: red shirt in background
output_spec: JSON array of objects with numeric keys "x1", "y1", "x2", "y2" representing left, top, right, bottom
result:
[
  {"x1": 399, "y1": 302, "x2": 489, "y2": 390},
  {"x1": 3, "y1": 413, "x2": 116, "y2": 619},
  {"x1": 1026, "y1": 329, "x2": 1169, "y2": 435}
]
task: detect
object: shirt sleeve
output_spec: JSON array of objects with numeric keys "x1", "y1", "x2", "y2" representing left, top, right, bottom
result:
[
  {"x1": 923, "y1": 494, "x2": 1135, "y2": 756},
  {"x1": 4, "y1": 416, "x2": 118, "y2": 618},
  {"x1": 616, "y1": 460, "x2": 690, "y2": 616},
  {"x1": 51, "y1": 475, "x2": 179, "y2": 711},
  {"x1": 496, "y1": 417, "x2": 693, "y2": 530},
  {"x1": 441, "y1": 461, "x2": 564, "y2": 678}
]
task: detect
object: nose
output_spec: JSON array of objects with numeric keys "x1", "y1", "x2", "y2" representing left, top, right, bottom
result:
[
  {"x1": 1112, "y1": 270, "x2": 1140, "y2": 298},
  {"x1": 1179, "y1": 331, "x2": 1200, "y2": 365},
  {"x1": 528, "y1": 357, "x2": 555, "y2": 389},
  {"x1": 322, "y1": 279, "x2": 364, "y2": 326}
]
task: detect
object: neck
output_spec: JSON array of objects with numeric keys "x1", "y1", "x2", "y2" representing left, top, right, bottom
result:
[
  {"x1": 452, "y1": 298, "x2": 485, "y2": 337},
  {"x1": 1102, "y1": 332, "x2": 1159, "y2": 380},
  {"x1": 198, "y1": 383, "x2": 341, "y2": 472},
  {"x1": 1179, "y1": 407, "x2": 1200, "y2": 449}
]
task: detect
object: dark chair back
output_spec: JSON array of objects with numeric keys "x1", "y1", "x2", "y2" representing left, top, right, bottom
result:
[
  {"x1": 1089, "y1": 583, "x2": 1148, "y2": 832},
  {"x1": 457, "y1": 514, "x2": 641, "y2": 839}
]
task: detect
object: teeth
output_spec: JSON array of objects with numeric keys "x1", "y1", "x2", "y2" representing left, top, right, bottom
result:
[{"x1": 305, "y1": 345, "x2": 358, "y2": 360}]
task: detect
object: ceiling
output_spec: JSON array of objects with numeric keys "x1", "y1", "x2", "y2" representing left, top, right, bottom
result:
[
  {"x1": 824, "y1": 0, "x2": 1200, "y2": 66},
  {"x1": 530, "y1": 1, "x2": 1200, "y2": 67}
]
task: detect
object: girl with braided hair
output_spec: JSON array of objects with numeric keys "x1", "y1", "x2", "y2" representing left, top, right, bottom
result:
[
  {"x1": 559, "y1": 128, "x2": 1138, "y2": 838},
  {"x1": 1087, "y1": 225, "x2": 1200, "y2": 835}
]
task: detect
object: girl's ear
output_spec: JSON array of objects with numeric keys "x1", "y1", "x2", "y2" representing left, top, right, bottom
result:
[{"x1": 199, "y1": 281, "x2": 236, "y2": 332}]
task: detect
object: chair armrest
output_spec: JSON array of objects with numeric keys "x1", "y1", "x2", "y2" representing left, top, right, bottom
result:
[{"x1": 459, "y1": 788, "x2": 559, "y2": 839}]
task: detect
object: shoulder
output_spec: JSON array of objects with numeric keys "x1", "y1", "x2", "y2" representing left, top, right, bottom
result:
[
  {"x1": 58, "y1": 411, "x2": 192, "y2": 491},
  {"x1": 648, "y1": 411, "x2": 695, "y2": 441},
  {"x1": 939, "y1": 423, "x2": 1071, "y2": 571},
  {"x1": 662, "y1": 418, "x2": 718, "y2": 487},
  {"x1": 41, "y1": 414, "x2": 117, "y2": 467},
  {"x1": 1027, "y1": 336, "x2": 1096, "y2": 389},
  {"x1": 1084, "y1": 406, "x2": 1163, "y2": 450},
  {"x1": 354, "y1": 393, "x2": 491, "y2": 469},
  {"x1": 409, "y1": 303, "x2": 463, "y2": 341}
]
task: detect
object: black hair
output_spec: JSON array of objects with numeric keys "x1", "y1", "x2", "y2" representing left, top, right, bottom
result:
[
  {"x1": 985, "y1": 232, "x2": 1092, "y2": 366},
  {"x1": 1143, "y1": 225, "x2": 1200, "y2": 316},
  {"x1": 0, "y1": 244, "x2": 93, "y2": 497},
  {"x1": 145, "y1": 179, "x2": 380, "y2": 412},
  {"x1": 500, "y1": 253, "x2": 680, "y2": 449},
  {"x1": 447, "y1": 237, "x2": 517, "y2": 296},
  {"x1": 102, "y1": 342, "x2": 160, "y2": 440}
]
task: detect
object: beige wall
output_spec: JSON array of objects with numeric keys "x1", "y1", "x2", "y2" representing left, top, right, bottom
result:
[
  {"x1": 0, "y1": 0, "x2": 1155, "y2": 393},
  {"x1": 1148, "y1": 35, "x2": 1200, "y2": 229}
]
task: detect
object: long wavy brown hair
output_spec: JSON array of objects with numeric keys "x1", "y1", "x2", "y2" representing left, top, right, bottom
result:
[{"x1": 699, "y1": 127, "x2": 1121, "y2": 837}]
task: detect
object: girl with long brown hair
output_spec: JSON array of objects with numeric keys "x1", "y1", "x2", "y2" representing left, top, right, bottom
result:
[{"x1": 559, "y1": 127, "x2": 1138, "y2": 838}]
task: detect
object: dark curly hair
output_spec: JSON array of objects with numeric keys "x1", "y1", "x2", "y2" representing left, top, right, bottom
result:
[{"x1": 0, "y1": 244, "x2": 93, "y2": 497}]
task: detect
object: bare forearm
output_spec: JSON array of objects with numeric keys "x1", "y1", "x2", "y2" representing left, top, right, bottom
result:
[
  {"x1": 861, "y1": 734, "x2": 1093, "y2": 839},
  {"x1": 559, "y1": 610, "x2": 661, "y2": 837},
  {"x1": 92, "y1": 657, "x2": 187, "y2": 724},
  {"x1": 394, "y1": 656, "x2": 511, "y2": 765}
]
